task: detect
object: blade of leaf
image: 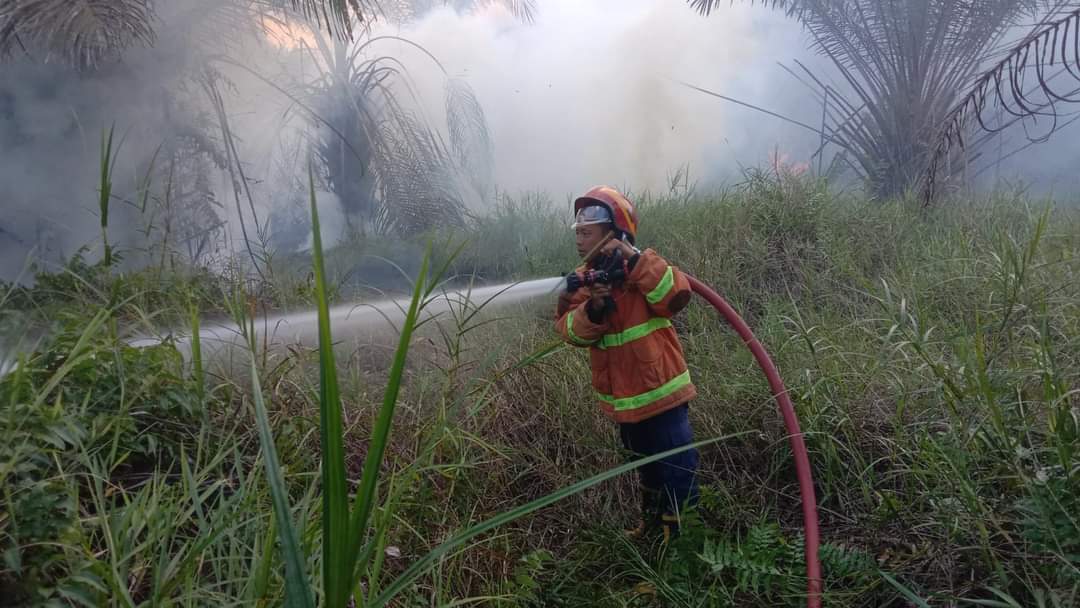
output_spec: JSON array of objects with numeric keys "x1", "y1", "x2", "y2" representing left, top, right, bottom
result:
[
  {"x1": 190, "y1": 301, "x2": 204, "y2": 407},
  {"x1": 249, "y1": 357, "x2": 315, "y2": 608},
  {"x1": 370, "y1": 431, "x2": 753, "y2": 607},
  {"x1": 880, "y1": 571, "x2": 932, "y2": 608},
  {"x1": 308, "y1": 164, "x2": 351, "y2": 607},
  {"x1": 346, "y1": 242, "x2": 432, "y2": 583}
]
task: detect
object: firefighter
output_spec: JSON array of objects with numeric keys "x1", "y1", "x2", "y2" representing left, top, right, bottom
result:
[{"x1": 555, "y1": 186, "x2": 699, "y2": 541}]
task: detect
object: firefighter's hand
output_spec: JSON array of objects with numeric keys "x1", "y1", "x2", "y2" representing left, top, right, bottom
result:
[
  {"x1": 588, "y1": 284, "x2": 611, "y2": 312},
  {"x1": 600, "y1": 239, "x2": 637, "y2": 259}
]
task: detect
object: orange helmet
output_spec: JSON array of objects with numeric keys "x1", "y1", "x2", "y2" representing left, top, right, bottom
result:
[{"x1": 572, "y1": 186, "x2": 639, "y2": 243}]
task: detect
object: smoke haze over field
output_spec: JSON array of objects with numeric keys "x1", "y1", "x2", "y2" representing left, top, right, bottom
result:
[
  {"x1": 384, "y1": 0, "x2": 816, "y2": 197},
  {"x1": 2, "y1": 0, "x2": 1080, "y2": 282}
]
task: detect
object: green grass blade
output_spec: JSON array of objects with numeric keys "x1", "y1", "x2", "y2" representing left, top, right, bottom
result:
[
  {"x1": 190, "y1": 301, "x2": 204, "y2": 407},
  {"x1": 369, "y1": 431, "x2": 752, "y2": 607},
  {"x1": 346, "y1": 243, "x2": 432, "y2": 578},
  {"x1": 880, "y1": 571, "x2": 931, "y2": 608},
  {"x1": 424, "y1": 237, "x2": 470, "y2": 300},
  {"x1": 32, "y1": 308, "x2": 110, "y2": 409},
  {"x1": 249, "y1": 357, "x2": 315, "y2": 608},
  {"x1": 506, "y1": 341, "x2": 566, "y2": 372},
  {"x1": 99, "y1": 125, "x2": 115, "y2": 267},
  {"x1": 364, "y1": 474, "x2": 397, "y2": 604},
  {"x1": 251, "y1": 516, "x2": 277, "y2": 602},
  {"x1": 308, "y1": 165, "x2": 352, "y2": 606},
  {"x1": 981, "y1": 587, "x2": 1026, "y2": 608}
]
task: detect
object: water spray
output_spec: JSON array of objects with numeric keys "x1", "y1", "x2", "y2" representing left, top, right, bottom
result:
[{"x1": 129, "y1": 278, "x2": 565, "y2": 361}]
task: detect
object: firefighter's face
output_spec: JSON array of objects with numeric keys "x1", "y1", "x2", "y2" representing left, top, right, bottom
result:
[{"x1": 575, "y1": 224, "x2": 611, "y2": 259}]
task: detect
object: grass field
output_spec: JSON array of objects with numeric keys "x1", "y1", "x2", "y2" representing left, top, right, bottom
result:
[{"x1": 2, "y1": 172, "x2": 1078, "y2": 606}]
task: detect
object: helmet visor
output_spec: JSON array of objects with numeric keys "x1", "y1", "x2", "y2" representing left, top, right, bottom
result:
[{"x1": 571, "y1": 205, "x2": 613, "y2": 229}]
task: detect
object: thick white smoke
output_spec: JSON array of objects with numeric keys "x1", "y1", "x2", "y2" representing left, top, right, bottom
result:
[
  {"x1": 379, "y1": 0, "x2": 816, "y2": 197},
  {"x1": 3, "y1": 0, "x2": 1078, "y2": 283}
]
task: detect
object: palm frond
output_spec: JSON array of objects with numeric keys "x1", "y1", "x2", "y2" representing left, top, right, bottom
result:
[
  {"x1": 475, "y1": 0, "x2": 536, "y2": 22},
  {"x1": 688, "y1": 0, "x2": 806, "y2": 18},
  {"x1": 690, "y1": 1, "x2": 1053, "y2": 199},
  {"x1": 446, "y1": 78, "x2": 494, "y2": 204},
  {"x1": 924, "y1": 7, "x2": 1080, "y2": 202},
  {"x1": 0, "y1": 0, "x2": 155, "y2": 68},
  {"x1": 374, "y1": 108, "x2": 465, "y2": 235},
  {"x1": 279, "y1": 0, "x2": 369, "y2": 37},
  {"x1": 293, "y1": 30, "x2": 476, "y2": 235},
  {"x1": 803, "y1": 1, "x2": 1038, "y2": 196},
  {"x1": 378, "y1": 0, "x2": 536, "y2": 24}
]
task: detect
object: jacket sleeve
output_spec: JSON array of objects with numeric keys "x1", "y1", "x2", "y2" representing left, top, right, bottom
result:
[
  {"x1": 626, "y1": 248, "x2": 692, "y2": 318},
  {"x1": 555, "y1": 291, "x2": 608, "y2": 347},
  {"x1": 556, "y1": 288, "x2": 579, "y2": 319}
]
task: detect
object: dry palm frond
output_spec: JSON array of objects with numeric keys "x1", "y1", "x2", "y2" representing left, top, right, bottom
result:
[
  {"x1": 924, "y1": 6, "x2": 1080, "y2": 202},
  {"x1": 0, "y1": 0, "x2": 155, "y2": 68}
]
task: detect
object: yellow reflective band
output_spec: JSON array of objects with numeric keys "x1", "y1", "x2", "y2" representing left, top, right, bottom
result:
[
  {"x1": 567, "y1": 311, "x2": 596, "y2": 346},
  {"x1": 598, "y1": 370, "x2": 692, "y2": 411},
  {"x1": 646, "y1": 267, "x2": 674, "y2": 304},
  {"x1": 598, "y1": 318, "x2": 672, "y2": 349}
]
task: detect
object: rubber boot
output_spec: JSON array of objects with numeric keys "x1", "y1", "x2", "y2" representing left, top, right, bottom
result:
[
  {"x1": 623, "y1": 485, "x2": 661, "y2": 538},
  {"x1": 660, "y1": 513, "x2": 680, "y2": 545},
  {"x1": 623, "y1": 519, "x2": 647, "y2": 539},
  {"x1": 633, "y1": 581, "x2": 658, "y2": 597}
]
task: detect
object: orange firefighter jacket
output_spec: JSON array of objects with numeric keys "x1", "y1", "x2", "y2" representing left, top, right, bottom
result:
[{"x1": 555, "y1": 249, "x2": 697, "y2": 423}]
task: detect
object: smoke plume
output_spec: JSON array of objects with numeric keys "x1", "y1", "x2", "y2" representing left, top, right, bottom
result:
[{"x1": 2, "y1": 0, "x2": 1079, "y2": 283}]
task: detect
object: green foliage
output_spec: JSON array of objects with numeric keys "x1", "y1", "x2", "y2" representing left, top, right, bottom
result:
[
  {"x1": 509, "y1": 549, "x2": 555, "y2": 603},
  {"x1": 694, "y1": 522, "x2": 878, "y2": 606},
  {"x1": 3, "y1": 173, "x2": 1079, "y2": 606},
  {"x1": 99, "y1": 127, "x2": 117, "y2": 268},
  {"x1": 0, "y1": 310, "x2": 204, "y2": 605},
  {"x1": 1019, "y1": 473, "x2": 1080, "y2": 585},
  {"x1": 698, "y1": 523, "x2": 804, "y2": 600}
]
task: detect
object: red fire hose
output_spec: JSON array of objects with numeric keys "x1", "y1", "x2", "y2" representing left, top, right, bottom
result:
[{"x1": 687, "y1": 275, "x2": 822, "y2": 607}]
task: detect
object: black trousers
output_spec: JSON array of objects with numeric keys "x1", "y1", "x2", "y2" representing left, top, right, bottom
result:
[{"x1": 618, "y1": 403, "x2": 700, "y2": 518}]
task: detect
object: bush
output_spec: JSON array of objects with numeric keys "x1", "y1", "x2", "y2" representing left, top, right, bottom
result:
[{"x1": 0, "y1": 311, "x2": 202, "y2": 605}]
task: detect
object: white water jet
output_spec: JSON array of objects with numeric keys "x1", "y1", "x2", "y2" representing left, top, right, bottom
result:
[{"x1": 130, "y1": 277, "x2": 564, "y2": 362}]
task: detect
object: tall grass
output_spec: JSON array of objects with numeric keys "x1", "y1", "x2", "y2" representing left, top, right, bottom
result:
[
  {"x1": 236, "y1": 168, "x2": 719, "y2": 607},
  {"x1": 2, "y1": 172, "x2": 1078, "y2": 606},
  {"x1": 98, "y1": 126, "x2": 118, "y2": 269}
]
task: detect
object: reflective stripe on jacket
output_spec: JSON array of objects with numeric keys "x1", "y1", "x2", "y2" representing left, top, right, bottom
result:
[{"x1": 555, "y1": 249, "x2": 696, "y2": 423}]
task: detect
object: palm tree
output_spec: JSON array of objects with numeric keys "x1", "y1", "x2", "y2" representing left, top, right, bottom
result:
[
  {"x1": 0, "y1": 1, "x2": 532, "y2": 70},
  {"x1": 688, "y1": 1, "x2": 1062, "y2": 199},
  {"x1": 292, "y1": 31, "x2": 495, "y2": 235},
  {"x1": 1, "y1": 0, "x2": 530, "y2": 259},
  {"x1": 0, "y1": 1, "x2": 378, "y2": 68},
  {"x1": 0, "y1": 0, "x2": 156, "y2": 68}
]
